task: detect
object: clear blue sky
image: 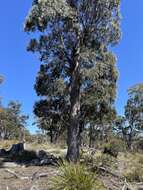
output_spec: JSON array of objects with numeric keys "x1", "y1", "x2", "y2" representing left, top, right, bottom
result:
[{"x1": 0, "y1": 1, "x2": 143, "y2": 133}]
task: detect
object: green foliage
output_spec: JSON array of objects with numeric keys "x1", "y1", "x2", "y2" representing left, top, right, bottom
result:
[
  {"x1": 50, "y1": 163, "x2": 96, "y2": 190},
  {"x1": 113, "y1": 84, "x2": 143, "y2": 150},
  {"x1": 25, "y1": 0, "x2": 121, "y2": 161},
  {"x1": 0, "y1": 101, "x2": 29, "y2": 140},
  {"x1": 80, "y1": 150, "x2": 95, "y2": 166},
  {"x1": 103, "y1": 139, "x2": 124, "y2": 157},
  {"x1": 94, "y1": 154, "x2": 117, "y2": 169},
  {"x1": 124, "y1": 83, "x2": 143, "y2": 147},
  {"x1": 81, "y1": 150, "x2": 116, "y2": 171}
]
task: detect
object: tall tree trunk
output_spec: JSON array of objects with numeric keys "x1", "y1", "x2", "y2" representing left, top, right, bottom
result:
[
  {"x1": 66, "y1": 56, "x2": 81, "y2": 162},
  {"x1": 66, "y1": 26, "x2": 81, "y2": 162}
]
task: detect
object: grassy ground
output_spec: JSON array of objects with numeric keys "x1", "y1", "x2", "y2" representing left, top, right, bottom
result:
[{"x1": 0, "y1": 140, "x2": 143, "y2": 190}]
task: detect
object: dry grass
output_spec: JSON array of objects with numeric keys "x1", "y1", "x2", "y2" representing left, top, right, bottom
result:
[
  {"x1": 0, "y1": 140, "x2": 19, "y2": 150},
  {"x1": 26, "y1": 142, "x2": 67, "y2": 157},
  {"x1": 0, "y1": 141, "x2": 143, "y2": 190},
  {"x1": 119, "y1": 153, "x2": 143, "y2": 182}
]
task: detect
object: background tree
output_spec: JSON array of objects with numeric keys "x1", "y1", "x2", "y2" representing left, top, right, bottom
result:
[
  {"x1": 0, "y1": 108, "x2": 10, "y2": 140},
  {"x1": 124, "y1": 84, "x2": 143, "y2": 149},
  {"x1": 7, "y1": 101, "x2": 29, "y2": 142},
  {"x1": 114, "y1": 116, "x2": 129, "y2": 147},
  {"x1": 81, "y1": 52, "x2": 118, "y2": 147},
  {"x1": 33, "y1": 71, "x2": 70, "y2": 143},
  {"x1": 25, "y1": 0, "x2": 121, "y2": 162},
  {"x1": 113, "y1": 84, "x2": 143, "y2": 149},
  {"x1": 0, "y1": 101, "x2": 29, "y2": 141}
]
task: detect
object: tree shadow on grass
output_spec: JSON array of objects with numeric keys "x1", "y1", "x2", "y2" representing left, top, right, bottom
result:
[{"x1": 0, "y1": 143, "x2": 60, "y2": 168}]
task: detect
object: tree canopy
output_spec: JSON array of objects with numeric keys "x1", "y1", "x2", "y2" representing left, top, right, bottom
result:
[{"x1": 25, "y1": 0, "x2": 121, "y2": 162}]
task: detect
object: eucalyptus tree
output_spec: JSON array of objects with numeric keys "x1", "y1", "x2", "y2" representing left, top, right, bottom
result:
[
  {"x1": 81, "y1": 52, "x2": 118, "y2": 146},
  {"x1": 25, "y1": 0, "x2": 121, "y2": 162},
  {"x1": 114, "y1": 115, "x2": 130, "y2": 147},
  {"x1": 33, "y1": 66, "x2": 70, "y2": 143},
  {"x1": 124, "y1": 84, "x2": 143, "y2": 149},
  {"x1": 114, "y1": 84, "x2": 143, "y2": 149},
  {"x1": 7, "y1": 101, "x2": 29, "y2": 142},
  {"x1": 0, "y1": 108, "x2": 10, "y2": 140},
  {"x1": 0, "y1": 102, "x2": 28, "y2": 140}
]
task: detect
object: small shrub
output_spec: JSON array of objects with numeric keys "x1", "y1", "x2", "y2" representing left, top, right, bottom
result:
[
  {"x1": 80, "y1": 150, "x2": 95, "y2": 166},
  {"x1": 50, "y1": 163, "x2": 96, "y2": 190},
  {"x1": 94, "y1": 154, "x2": 116, "y2": 169},
  {"x1": 103, "y1": 144, "x2": 118, "y2": 157},
  {"x1": 103, "y1": 139, "x2": 126, "y2": 157}
]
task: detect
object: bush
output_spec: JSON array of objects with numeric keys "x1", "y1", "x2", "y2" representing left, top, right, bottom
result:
[
  {"x1": 94, "y1": 154, "x2": 116, "y2": 169},
  {"x1": 50, "y1": 163, "x2": 96, "y2": 190},
  {"x1": 103, "y1": 144, "x2": 118, "y2": 158},
  {"x1": 103, "y1": 139, "x2": 126, "y2": 157},
  {"x1": 80, "y1": 149, "x2": 95, "y2": 166}
]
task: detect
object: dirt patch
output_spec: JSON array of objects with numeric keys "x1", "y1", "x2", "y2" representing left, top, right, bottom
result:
[{"x1": 0, "y1": 166, "x2": 57, "y2": 190}]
